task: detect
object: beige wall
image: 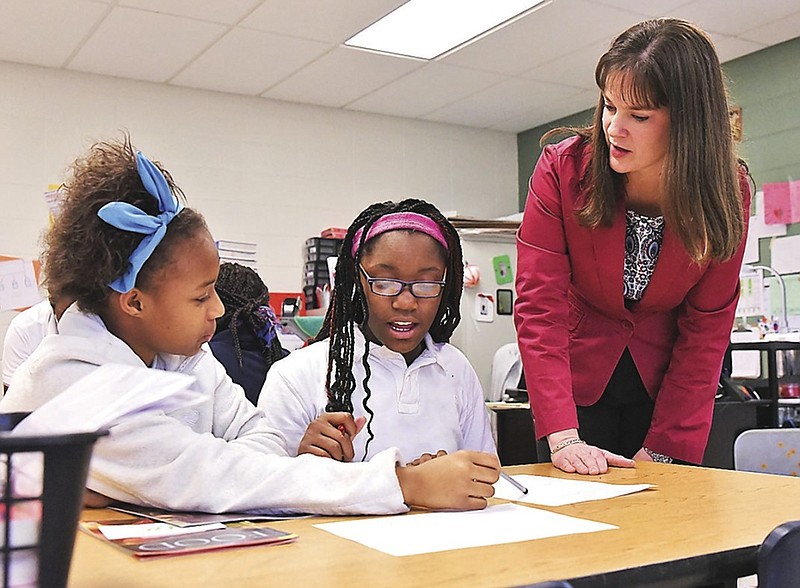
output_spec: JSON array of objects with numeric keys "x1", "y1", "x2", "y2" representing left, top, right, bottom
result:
[{"x1": 0, "y1": 60, "x2": 518, "y2": 348}]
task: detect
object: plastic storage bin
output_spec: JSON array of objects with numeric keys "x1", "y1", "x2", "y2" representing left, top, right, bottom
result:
[
  {"x1": 0, "y1": 413, "x2": 104, "y2": 588},
  {"x1": 304, "y1": 237, "x2": 342, "y2": 261},
  {"x1": 303, "y1": 260, "x2": 330, "y2": 288}
]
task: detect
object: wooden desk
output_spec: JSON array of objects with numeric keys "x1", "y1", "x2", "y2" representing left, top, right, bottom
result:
[{"x1": 67, "y1": 462, "x2": 800, "y2": 588}]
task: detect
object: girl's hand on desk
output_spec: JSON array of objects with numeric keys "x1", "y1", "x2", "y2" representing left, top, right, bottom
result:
[
  {"x1": 396, "y1": 450, "x2": 500, "y2": 511},
  {"x1": 297, "y1": 413, "x2": 367, "y2": 462},
  {"x1": 84, "y1": 489, "x2": 113, "y2": 508},
  {"x1": 406, "y1": 449, "x2": 448, "y2": 466},
  {"x1": 551, "y1": 443, "x2": 635, "y2": 475}
]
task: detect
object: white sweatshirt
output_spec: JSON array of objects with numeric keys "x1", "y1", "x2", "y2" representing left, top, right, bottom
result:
[
  {"x1": 258, "y1": 330, "x2": 496, "y2": 462},
  {"x1": 1, "y1": 305, "x2": 408, "y2": 515}
]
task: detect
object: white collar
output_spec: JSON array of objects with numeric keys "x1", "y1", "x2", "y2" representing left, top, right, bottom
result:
[{"x1": 352, "y1": 326, "x2": 440, "y2": 367}]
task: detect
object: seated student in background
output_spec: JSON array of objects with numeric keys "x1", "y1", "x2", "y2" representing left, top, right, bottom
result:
[
  {"x1": 209, "y1": 262, "x2": 288, "y2": 405},
  {"x1": 258, "y1": 199, "x2": 496, "y2": 464},
  {"x1": 2, "y1": 296, "x2": 71, "y2": 392},
  {"x1": 0, "y1": 138, "x2": 500, "y2": 515}
]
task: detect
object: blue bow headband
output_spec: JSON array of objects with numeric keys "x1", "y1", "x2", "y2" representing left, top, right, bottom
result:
[{"x1": 97, "y1": 151, "x2": 184, "y2": 293}]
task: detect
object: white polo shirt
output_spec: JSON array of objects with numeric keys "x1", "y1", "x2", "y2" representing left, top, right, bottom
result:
[
  {"x1": 2, "y1": 300, "x2": 58, "y2": 387},
  {"x1": 259, "y1": 329, "x2": 496, "y2": 463}
]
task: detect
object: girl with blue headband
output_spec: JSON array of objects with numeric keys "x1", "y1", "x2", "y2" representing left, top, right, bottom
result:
[
  {"x1": 1, "y1": 139, "x2": 499, "y2": 514},
  {"x1": 259, "y1": 199, "x2": 497, "y2": 465}
]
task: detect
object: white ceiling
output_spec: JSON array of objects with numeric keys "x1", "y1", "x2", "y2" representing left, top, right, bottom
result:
[{"x1": 2, "y1": 0, "x2": 799, "y2": 133}]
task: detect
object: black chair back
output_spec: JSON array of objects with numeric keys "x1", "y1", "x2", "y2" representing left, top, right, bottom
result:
[{"x1": 759, "y1": 520, "x2": 800, "y2": 588}]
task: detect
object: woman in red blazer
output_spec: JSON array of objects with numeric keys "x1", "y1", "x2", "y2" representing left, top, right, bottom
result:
[{"x1": 515, "y1": 18, "x2": 751, "y2": 474}]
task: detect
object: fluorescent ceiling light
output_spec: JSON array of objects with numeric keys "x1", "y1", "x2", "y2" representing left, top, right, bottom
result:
[{"x1": 345, "y1": 0, "x2": 547, "y2": 60}]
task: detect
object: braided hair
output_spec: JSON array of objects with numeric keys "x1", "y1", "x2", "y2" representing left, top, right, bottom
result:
[
  {"x1": 214, "y1": 262, "x2": 285, "y2": 369},
  {"x1": 315, "y1": 199, "x2": 463, "y2": 458}
]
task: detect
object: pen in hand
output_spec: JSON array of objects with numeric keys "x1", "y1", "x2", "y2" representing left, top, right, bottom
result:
[{"x1": 500, "y1": 471, "x2": 529, "y2": 495}]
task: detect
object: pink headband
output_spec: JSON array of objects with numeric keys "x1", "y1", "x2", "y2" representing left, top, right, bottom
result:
[{"x1": 351, "y1": 212, "x2": 449, "y2": 257}]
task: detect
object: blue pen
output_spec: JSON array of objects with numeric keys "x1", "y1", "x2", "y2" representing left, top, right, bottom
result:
[{"x1": 500, "y1": 471, "x2": 528, "y2": 495}]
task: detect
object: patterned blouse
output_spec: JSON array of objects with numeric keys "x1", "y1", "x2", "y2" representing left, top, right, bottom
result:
[{"x1": 623, "y1": 209, "x2": 665, "y2": 301}]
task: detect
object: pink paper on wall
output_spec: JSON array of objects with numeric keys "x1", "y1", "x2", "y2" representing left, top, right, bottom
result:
[{"x1": 763, "y1": 179, "x2": 800, "y2": 224}]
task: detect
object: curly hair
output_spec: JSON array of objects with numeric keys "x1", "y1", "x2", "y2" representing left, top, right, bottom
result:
[
  {"x1": 42, "y1": 136, "x2": 207, "y2": 314},
  {"x1": 215, "y1": 262, "x2": 286, "y2": 369},
  {"x1": 314, "y1": 198, "x2": 463, "y2": 459}
]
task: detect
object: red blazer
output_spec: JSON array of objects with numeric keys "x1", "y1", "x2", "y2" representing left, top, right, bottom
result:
[{"x1": 514, "y1": 136, "x2": 751, "y2": 463}]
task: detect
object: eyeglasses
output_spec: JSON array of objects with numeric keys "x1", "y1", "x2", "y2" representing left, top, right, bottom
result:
[{"x1": 359, "y1": 265, "x2": 446, "y2": 299}]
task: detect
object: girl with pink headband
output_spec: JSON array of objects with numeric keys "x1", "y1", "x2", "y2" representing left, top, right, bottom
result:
[{"x1": 259, "y1": 199, "x2": 498, "y2": 468}]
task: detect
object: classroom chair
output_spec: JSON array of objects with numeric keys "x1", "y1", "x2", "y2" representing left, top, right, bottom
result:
[
  {"x1": 757, "y1": 520, "x2": 800, "y2": 588},
  {"x1": 733, "y1": 428, "x2": 800, "y2": 476}
]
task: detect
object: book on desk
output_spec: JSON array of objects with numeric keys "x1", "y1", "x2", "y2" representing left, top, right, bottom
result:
[{"x1": 80, "y1": 514, "x2": 297, "y2": 558}]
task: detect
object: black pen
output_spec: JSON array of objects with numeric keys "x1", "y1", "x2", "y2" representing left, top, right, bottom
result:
[{"x1": 500, "y1": 471, "x2": 528, "y2": 495}]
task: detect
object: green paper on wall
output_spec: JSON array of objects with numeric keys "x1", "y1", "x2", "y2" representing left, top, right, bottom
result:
[{"x1": 493, "y1": 255, "x2": 513, "y2": 284}]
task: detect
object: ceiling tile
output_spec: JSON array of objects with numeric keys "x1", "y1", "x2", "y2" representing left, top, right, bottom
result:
[
  {"x1": 440, "y1": 0, "x2": 645, "y2": 76},
  {"x1": 740, "y1": 12, "x2": 800, "y2": 46},
  {"x1": 673, "y1": 0, "x2": 800, "y2": 36},
  {"x1": 489, "y1": 89, "x2": 597, "y2": 133},
  {"x1": 591, "y1": 0, "x2": 690, "y2": 15},
  {"x1": 709, "y1": 34, "x2": 768, "y2": 63},
  {"x1": 520, "y1": 40, "x2": 609, "y2": 90},
  {"x1": 422, "y1": 78, "x2": 582, "y2": 130},
  {"x1": 172, "y1": 28, "x2": 331, "y2": 95},
  {"x1": 118, "y1": 0, "x2": 263, "y2": 24},
  {"x1": 347, "y1": 63, "x2": 508, "y2": 119},
  {"x1": 68, "y1": 6, "x2": 226, "y2": 82},
  {"x1": 1, "y1": 1, "x2": 795, "y2": 135},
  {"x1": 0, "y1": 0, "x2": 109, "y2": 67},
  {"x1": 264, "y1": 46, "x2": 423, "y2": 108},
  {"x1": 241, "y1": 0, "x2": 405, "y2": 43}
]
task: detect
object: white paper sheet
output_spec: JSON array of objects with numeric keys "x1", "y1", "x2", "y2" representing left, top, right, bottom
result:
[
  {"x1": 314, "y1": 503, "x2": 615, "y2": 556},
  {"x1": 493, "y1": 474, "x2": 652, "y2": 506},
  {"x1": 99, "y1": 522, "x2": 224, "y2": 541},
  {"x1": 743, "y1": 231, "x2": 760, "y2": 264},
  {"x1": 770, "y1": 234, "x2": 800, "y2": 274}
]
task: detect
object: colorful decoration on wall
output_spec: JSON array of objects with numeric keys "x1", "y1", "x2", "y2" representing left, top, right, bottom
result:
[
  {"x1": 763, "y1": 179, "x2": 800, "y2": 225},
  {"x1": 492, "y1": 254, "x2": 513, "y2": 285},
  {"x1": 463, "y1": 262, "x2": 481, "y2": 288}
]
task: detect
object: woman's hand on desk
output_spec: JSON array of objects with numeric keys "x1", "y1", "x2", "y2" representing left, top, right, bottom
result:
[
  {"x1": 548, "y1": 430, "x2": 635, "y2": 475},
  {"x1": 297, "y1": 413, "x2": 367, "y2": 461},
  {"x1": 396, "y1": 450, "x2": 500, "y2": 511}
]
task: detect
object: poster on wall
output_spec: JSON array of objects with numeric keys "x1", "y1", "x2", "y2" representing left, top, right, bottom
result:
[{"x1": 0, "y1": 258, "x2": 41, "y2": 311}]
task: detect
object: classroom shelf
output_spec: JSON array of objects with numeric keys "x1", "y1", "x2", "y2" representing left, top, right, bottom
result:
[{"x1": 729, "y1": 340, "x2": 800, "y2": 428}]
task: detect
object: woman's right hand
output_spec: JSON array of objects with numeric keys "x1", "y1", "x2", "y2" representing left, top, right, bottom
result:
[
  {"x1": 396, "y1": 450, "x2": 500, "y2": 511},
  {"x1": 548, "y1": 430, "x2": 635, "y2": 475}
]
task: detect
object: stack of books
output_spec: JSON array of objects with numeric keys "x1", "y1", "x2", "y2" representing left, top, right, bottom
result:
[{"x1": 215, "y1": 240, "x2": 257, "y2": 268}]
